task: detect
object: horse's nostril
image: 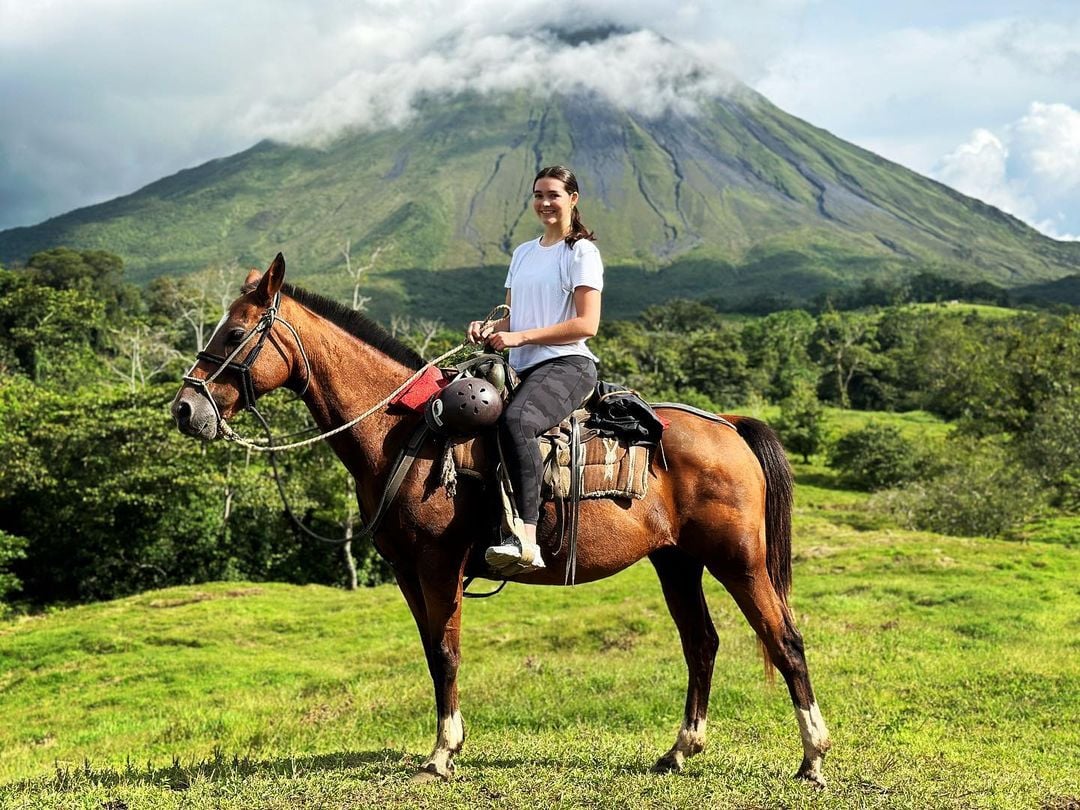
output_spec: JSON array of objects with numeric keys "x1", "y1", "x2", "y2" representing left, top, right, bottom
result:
[{"x1": 175, "y1": 399, "x2": 192, "y2": 426}]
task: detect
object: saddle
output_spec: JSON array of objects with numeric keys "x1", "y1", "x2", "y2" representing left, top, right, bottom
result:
[
  {"x1": 390, "y1": 353, "x2": 664, "y2": 582},
  {"x1": 445, "y1": 416, "x2": 651, "y2": 502}
]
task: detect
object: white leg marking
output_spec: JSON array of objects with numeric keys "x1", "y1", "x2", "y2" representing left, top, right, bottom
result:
[
  {"x1": 794, "y1": 702, "x2": 831, "y2": 784},
  {"x1": 657, "y1": 717, "x2": 707, "y2": 772},
  {"x1": 424, "y1": 710, "x2": 464, "y2": 777},
  {"x1": 676, "y1": 717, "x2": 707, "y2": 756}
]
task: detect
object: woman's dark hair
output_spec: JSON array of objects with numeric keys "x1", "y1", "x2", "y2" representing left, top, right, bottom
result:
[{"x1": 534, "y1": 165, "x2": 596, "y2": 247}]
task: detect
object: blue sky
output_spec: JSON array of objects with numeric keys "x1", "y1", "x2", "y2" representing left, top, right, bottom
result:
[{"x1": 2, "y1": 1, "x2": 1079, "y2": 238}]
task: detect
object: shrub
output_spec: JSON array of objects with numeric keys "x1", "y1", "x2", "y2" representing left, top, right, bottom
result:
[
  {"x1": 1021, "y1": 393, "x2": 1080, "y2": 510},
  {"x1": 828, "y1": 422, "x2": 923, "y2": 490},
  {"x1": 0, "y1": 529, "x2": 26, "y2": 613},
  {"x1": 874, "y1": 438, "x2": 1045, "y2": 537},
  {"x1": 774, "y1": 382, "x2": 826, "y2": 463}
]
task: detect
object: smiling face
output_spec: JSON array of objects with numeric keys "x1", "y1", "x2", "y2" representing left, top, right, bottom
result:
[{"x1": 532, "y1": 176, "x2": 578, "y2": 236}]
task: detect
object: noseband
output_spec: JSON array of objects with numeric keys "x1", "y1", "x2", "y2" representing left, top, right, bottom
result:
[{"x1": 182, "y1": 291, "x2": 311, "y2": 430}]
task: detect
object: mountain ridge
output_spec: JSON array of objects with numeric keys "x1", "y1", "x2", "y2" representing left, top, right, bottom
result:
[{"x1": 2, "y1": 85, "x2": 1078, "y2": 320}]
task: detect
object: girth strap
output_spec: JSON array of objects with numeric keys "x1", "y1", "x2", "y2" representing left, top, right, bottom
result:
[{"x1": 564, "y1": 413, "x2": 582, "y2": 585}]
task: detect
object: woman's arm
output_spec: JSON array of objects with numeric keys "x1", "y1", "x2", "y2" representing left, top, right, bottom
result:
[{"x1": 486, "y1": 286, "x2": 600, "y2": 350}]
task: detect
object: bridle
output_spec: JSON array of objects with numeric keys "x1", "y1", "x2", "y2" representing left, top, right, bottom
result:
[
  {"x1": 181, "y1": 294, "x2": 505, "y2": 452},
  {"x1": 182, "y1": 291, "x2": 313, "y2": 435},
  {"x1": 178, "y1": 294, "x2": 517, "y2": 594}
]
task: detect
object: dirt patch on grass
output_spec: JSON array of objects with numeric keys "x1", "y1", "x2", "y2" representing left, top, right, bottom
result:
[{"x1": 144, "y1": 588, "x2": 264, "y2": 609}]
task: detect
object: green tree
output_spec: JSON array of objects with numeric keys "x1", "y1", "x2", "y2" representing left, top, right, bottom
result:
[
  {"x1": 0, "y1": 270, "x2": 104, "y2": 383},
  {"x1": 774, "y1": 381, "x2": 826, "y2": 463},
  {"x1": 1022, "y1": 393, "x2": 1080, "y2": 510},
  {"x1": 0, "y1": 379, "x2": 366, "y2": 605},
  {"x1": 26, "y1": 247, "x2": 139, "y2": 318},
  {"x1": 0, "y1": 530, "x2": 27, "y2": 613},
  {"x1": 640, "y1": 299, "x2": 724, "y2": 333},
  {"x1": 811, "y1": 308, "x2": 879, "y2": 408},
  {"x1": 741, "y1": 309, "x2": 816, "y2": 401}
]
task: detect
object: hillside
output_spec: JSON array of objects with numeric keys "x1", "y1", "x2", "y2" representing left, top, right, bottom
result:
[
  {"x1": 0, "y1": 512, "x2": 1076, "y2": 807},
  {"x1": 3, "y1": 84, "x2": 1080, "y2": 321}
]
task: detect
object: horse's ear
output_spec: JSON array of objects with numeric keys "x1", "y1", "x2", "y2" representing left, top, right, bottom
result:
[
  {"x1": 244, "y1": 268, "x2": 262, "y2": 287},
  {"x1": 254, "y1": 253, "x2": 286, "y2": 304}
]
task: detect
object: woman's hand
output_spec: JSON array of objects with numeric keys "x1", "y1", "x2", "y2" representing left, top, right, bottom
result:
[
  {"x1": 486, "y1": 331, "x2": 525, "y2": 351},
  {"x1": 466, "y1": 320, "x2": 491, "y2": 344}
]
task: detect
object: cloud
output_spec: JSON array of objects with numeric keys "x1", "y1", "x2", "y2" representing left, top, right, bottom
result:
[
  {"x1": 757, "y1": 17, "x2": 1080, "y2": 174},
  {"x1": 4, "y1": 0, "x2": 826, "y2": 229},
  {"x1": 255, "y1": 29, "x2": 736, "y2": 145},
  {"x1": 934, "y1": 102, "x2": 1080, "y2": 240}
]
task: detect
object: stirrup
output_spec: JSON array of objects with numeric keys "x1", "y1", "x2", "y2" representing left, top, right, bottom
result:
[{"x1": 485, "y1": 536, "x2": 546, "y2": 575}]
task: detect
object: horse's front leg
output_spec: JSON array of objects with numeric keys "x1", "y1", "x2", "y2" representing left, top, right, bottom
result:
[{"x1": 410, "y1": 560, "x2": 467, "y2": 783}]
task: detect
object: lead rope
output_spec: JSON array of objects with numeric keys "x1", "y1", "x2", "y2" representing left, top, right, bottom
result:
[
  {"x1": 210, "y1": 305, "x2": 514, "y2": 594},
  {"x1": 219, "y1": 304, "x2": 510, "y2": 452}
]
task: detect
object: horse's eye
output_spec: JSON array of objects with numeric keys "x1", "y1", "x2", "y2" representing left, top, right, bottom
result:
[{"x1": 226, "y1": 328, "x2": 247, "y2": 345}]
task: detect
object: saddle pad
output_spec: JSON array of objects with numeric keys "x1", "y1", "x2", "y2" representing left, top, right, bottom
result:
[{"x1": 449, "y1": 433, "x2": 650, "y2": 501}]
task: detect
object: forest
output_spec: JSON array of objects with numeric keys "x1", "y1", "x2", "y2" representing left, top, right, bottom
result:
[{"x1": 1, "y1": 248, "x2": 1077, "y2": 610}]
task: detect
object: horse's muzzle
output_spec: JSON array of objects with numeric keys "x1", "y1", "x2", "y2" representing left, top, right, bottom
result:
[{"x1": 171, "y1": 390, "x2": 220, "y2": 441}]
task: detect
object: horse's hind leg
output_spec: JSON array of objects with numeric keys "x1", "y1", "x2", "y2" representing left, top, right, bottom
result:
[
  {"x1": 716, "y1": 567, "x2": 831, "y2": 787},
  {"x1": 649, "y1": 547, "x2": 718, "y2": 774}
]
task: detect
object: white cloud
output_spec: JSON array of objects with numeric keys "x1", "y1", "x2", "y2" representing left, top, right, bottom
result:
[
  {"x1": 756, "y1": 18, "x2": 1080, "y2": 176},
  {"x1": 2, "y1": 0, "x2": 1079, "y2": 242},
  {"x1": 933, "y1": 102, "x2": 1080, "y2": 240},
  {"x1": 936, "y1": 129, "x2": 1031, "y2": 218},
  {"x1": 1009, "y1": 102, "x2": 1080, "y2": 192},
  {"x1": 3, "y1": 0, "x2": 824, "y2": 228},
  {"x1": 256, "y1": 29, "x2": 736, "y2": 145}
]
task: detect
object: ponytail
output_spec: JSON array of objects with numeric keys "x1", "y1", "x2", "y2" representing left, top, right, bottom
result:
[
  {"x1": 566, "y1": 206, "x2": 595, "y2": 248},
  {"x1": 534, "y1": 165, "x2": 597, "y2": 248}
]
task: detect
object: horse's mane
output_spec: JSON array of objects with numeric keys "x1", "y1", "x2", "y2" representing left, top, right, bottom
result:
[{"x1": 282, "y1": 283, "x2": 425, "y2": 370}]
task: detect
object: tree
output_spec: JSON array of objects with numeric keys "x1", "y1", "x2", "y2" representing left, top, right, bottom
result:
[
  {"x1": 0, "y1": 273, "x2": 104, "y2": 383},
  {"x1": 146, "y1": 262, "x2": 240, "y2": 353},
  {"x1": 811, "y1": 308, "x2": 880, "y2": 408},
  {"x1": 26, "y1": 247, "x2": 139, "y2": 318},
  {"x1": 342, "y1": 241, "x2": 387, "y2": 312},
  {"x1": 0, "y1": 530, "x2": 26, "y2": 613},
  {"x1": 106, "y1": 320, "x2": 184, "y2": 391},
  {"x1": 640, "y1": 299, "x2": 723, "y2": 333},
  {"x1": 741, "y1": 309, "x2": 816, "y2": 402},
  {"x1": 774, "y1": 381, "x2": 826, "y2": 463}
]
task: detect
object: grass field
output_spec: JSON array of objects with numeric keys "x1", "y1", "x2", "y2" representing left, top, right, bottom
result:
[{"x1": 0, "y1": 461, "x2": 1077, "y2": 808}]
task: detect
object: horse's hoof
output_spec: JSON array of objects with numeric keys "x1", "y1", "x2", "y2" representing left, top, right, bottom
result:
[
  {"x1": 410, "y1": 764, "x2": 451, "y2": 784},
  {"x1": 794, "y1": 767, "x2": 827, "y2": 789},
  {"x1": 650, "y1": 754, "x2": 682, "y2": 774}
]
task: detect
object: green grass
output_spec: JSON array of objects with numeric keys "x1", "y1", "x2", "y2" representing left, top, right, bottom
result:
[{"x1": 1, "y1": 481, "x2": 1077, "y2": 809}]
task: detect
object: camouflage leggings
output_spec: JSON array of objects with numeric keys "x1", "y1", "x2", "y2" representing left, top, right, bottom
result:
[{"x1": 500, "y1": 355, "x2": 597, "y2": 525}]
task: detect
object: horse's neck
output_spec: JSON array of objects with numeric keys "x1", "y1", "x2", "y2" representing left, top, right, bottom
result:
[{"x1": 299, "y1": 325, "x2": 416, "y2": 483}]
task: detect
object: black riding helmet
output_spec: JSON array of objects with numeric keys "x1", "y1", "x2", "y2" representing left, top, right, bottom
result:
[{"x1": 425, "y1": 377, "x2": 503, "y2": 435}]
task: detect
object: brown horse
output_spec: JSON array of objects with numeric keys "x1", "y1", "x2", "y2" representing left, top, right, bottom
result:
[{"x1": 171, "y1": 254, "x2": 831, "y2": 786}]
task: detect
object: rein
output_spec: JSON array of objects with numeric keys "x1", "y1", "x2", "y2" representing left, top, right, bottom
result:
[
  {"x1": 184, "y1": 299, "x2": 509, "y2": 551},
  {"x1": 200, "y1": 303, "x2": 509, "y2": 452}
]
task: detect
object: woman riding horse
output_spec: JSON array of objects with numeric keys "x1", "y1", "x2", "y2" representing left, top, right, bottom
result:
[
  {"x1": 171, "y1": 253, "x2": 831, "y2": 786},
  {"x1": 469, "y1": 165, "x2": 603, "y2": 576}
]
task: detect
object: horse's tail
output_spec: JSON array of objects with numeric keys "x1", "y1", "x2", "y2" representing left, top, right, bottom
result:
[
  {"x1": 725, "y1": 415, "x2": 793, "y2": 607},
  {"x1": 725, "y1": 415, "x2": 795, "y2": 681}
]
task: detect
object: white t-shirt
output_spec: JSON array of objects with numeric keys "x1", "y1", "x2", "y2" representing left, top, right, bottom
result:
[{"x1": 503, "y1": 237, "x2": 604, "y2": 372}]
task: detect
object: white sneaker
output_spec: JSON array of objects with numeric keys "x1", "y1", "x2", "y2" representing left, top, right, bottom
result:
[{"x1": 485, "y1": 537, "x2": 546, "y2": 574}]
